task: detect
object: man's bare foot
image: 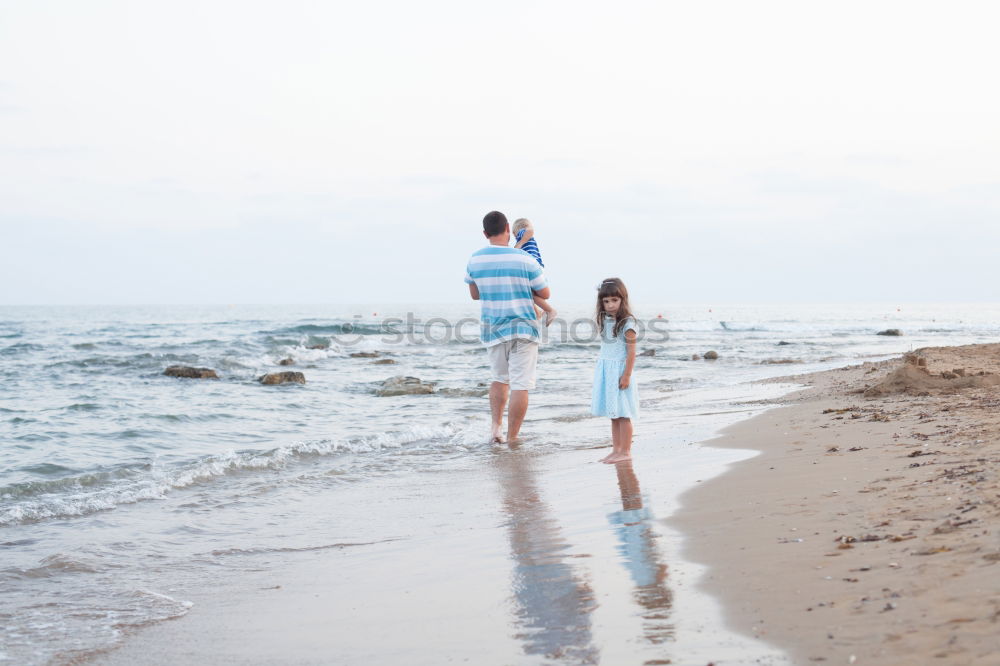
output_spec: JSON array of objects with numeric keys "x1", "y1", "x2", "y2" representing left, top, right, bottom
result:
[
  {"x1": 545, "y1": 309, "x2": 558, "y2": 326},
  {"x1": 491, "y1": 424, "x2": 504, "y2": 443},
  {"x1": 603, "y1": 452, "x2": 632, "y2": 464}
]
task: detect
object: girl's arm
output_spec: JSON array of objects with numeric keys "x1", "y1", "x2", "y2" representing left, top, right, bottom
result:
[{"x1": 619, "y1": 328, "x2": 637, "y2": 389}]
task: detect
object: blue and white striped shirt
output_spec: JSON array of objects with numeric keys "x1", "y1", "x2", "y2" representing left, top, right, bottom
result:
[
  {"x1": 514, "y1": 229, "x2": 543, "y2": 267},
  {"x1": 465, "y1": 246, "x2": 548, "y2": 346}
]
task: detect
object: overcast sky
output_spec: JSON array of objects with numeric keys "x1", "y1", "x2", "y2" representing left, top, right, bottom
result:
[{"x1": 2, "y1": 1, "x2": 998, "y2": 305}]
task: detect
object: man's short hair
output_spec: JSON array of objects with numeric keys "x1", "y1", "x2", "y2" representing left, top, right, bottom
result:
[{"x1": 483, "y1": 211, "x2": 508, "y2": 237}]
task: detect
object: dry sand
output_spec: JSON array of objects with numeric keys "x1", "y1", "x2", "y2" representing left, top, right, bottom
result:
[{"x1": 674, "y1": 344, "x2": 1000, "y2": 665}]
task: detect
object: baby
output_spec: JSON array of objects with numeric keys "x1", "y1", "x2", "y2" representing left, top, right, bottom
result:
[{"x1": 513, "y1": 218, "x2": 557, "y2": 325}]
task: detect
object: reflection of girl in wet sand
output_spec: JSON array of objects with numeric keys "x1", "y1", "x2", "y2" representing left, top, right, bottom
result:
[
  {"x1": 592, "y1": 278, "x2": 639, "y2": 463},
  {"x1": 608, "y1": 461, "x2": 673, "y2": 645}
]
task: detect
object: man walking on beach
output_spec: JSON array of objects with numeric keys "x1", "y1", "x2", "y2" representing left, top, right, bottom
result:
[{"x1": 465, "y1": 211, "x2": 550, "y2": 443}]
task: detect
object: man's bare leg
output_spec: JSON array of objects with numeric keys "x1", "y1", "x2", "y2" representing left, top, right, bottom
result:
[
  {"x1": 489, "y1": 381, "x2": 509, "y2": 443},
  {"x1": 599, "y1": 419, "x2": 620, "y2": 462},
  {"x1": 506, "y1": 389, "x2": 529, "y2": 442}
]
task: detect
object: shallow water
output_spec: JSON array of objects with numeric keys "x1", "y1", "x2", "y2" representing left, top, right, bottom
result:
[{"x1": 1, "y1": 303, "x2": 997, "y2": 663}]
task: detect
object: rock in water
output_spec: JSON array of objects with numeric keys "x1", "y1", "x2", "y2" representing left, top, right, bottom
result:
[
  {"x1": 278, "y1": 358, "x2": 295, "y2": 366},
  {"x1": 877, "y1": 329, "x2": 903, "y2": 336},
  {"x1": 691, "y1": 354, "x2": 701, "y2": 361},
  {"x1": 376, "y1": 376, "x2": 435, "y2": 397},
  {"x1": 164, "y1": 366, "x2": 219, "y2": 379},
  {"x1": 638, "y1": 349, "x2": 655, "y2": 357},
  {"x1": 372, "y1": 359, "x2": 397, "y2": 365},
  {"x1": 350, "y1": 351, "x2": 380, "y2": 358},
  {"x1": 259, "y1": 372, "x2": 306, "y2": 385},
  {"x1": 704, "y1": 351, "x2": 719, "y2": 360}
]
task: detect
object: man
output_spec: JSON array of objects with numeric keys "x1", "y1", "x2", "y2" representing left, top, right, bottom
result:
[{"x1": 465, "y1": 211, "x2": 551, "y2": 443}]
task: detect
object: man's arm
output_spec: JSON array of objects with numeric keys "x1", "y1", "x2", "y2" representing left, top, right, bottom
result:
[
  {"x1": 533, "y1": 286, "x2": 550, "y2": 299},
  {"x1": 469, "y1": 283, "x2": 480, "y2": 300}
]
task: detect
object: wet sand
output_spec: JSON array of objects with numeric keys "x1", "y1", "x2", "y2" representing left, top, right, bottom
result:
[
  {"x1": 674, "y1": 344, "x2": 1000, "y2": 665},
  {"x1": 83, "y1": 398, "x2": 793, "y2": 666}
]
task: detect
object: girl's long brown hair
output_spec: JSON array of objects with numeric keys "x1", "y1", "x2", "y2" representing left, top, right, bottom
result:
[{"x1": 595, "y1": 278, "x2": 634, "y2": 338}]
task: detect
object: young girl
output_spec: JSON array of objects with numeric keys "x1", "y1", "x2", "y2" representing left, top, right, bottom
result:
[{"x1": 591, "y1": 278, "x2": 639, "y2": 463}]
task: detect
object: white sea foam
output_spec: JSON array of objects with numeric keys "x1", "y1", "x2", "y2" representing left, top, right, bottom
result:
[{"x1": 0, "y1": 423, "x2": 465, "y2": 526}]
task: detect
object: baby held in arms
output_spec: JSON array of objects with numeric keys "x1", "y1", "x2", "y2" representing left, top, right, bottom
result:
[{"x1": 512, "y1": 217, "x2": 557, "y2": 325}]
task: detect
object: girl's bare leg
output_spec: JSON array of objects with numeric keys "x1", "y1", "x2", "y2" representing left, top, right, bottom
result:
[
  {"x1": 599, "y1": 418, "x2": 620, "y2": 462},
  {"x1": 605, "y1": 418, "x2": 633, "y2": 463}
]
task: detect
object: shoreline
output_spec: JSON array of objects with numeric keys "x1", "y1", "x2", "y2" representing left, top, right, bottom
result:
[
  {"x1": 672, "y1": 343, "x2": 1000, "y2": 664},
  {"x1": 79, "y1": 384, "x2": 797, "y2": 666}
]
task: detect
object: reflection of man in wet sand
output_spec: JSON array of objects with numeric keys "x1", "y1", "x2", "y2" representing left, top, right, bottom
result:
[
  {"x1": 609, "y1": 462, "x2": 674, "y2": 645},
  {"x1": 493, "y1": 447, "x2": 598, "y2": 662}
]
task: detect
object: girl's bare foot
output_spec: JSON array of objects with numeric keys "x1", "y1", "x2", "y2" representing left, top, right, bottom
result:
[
  {"x1": 603, "y1": 452, "x2": 632, "y2": 464},
  {"x1": 598, "y1": 451, "x2": 614, "y2": 462},
  {"x1": 491, "y1": 424, "x2": 504, "y2": 443}
]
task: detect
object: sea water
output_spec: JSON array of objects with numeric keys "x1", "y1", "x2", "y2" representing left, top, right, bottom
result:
[{"x1": 1, "y1": 303, "x2": 996, "y2": 664}]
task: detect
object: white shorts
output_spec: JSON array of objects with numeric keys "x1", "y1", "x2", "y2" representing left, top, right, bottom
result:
[{"x1": 487, "y1": 339, "x2": 539, "y2": 391}]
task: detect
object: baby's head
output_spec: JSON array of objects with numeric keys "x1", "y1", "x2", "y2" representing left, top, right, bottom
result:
[{"x1": 512, "y1": 218, "x2": 532, "y2": 235}]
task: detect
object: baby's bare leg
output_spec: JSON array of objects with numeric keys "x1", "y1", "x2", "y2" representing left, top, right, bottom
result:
[{"x1": 532, "y1": 294, "x2": 557, "y2": 325}]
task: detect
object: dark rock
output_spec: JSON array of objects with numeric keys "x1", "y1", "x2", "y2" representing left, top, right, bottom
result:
[
  {"x1": 350, "y1": 352, "x2": 380, "y2": 358},
  {"x1": 278, "y1": 358, "x2": 295, "y2": 366},
  {"x1": 259, "y1": 371, "x2": 306, "y2": 385},
  {"x1": 777, "y1": 341, "x2": 792, "y2": 346},
  {"x1": 372, "y1": 359, "x2": 397, "y2": 365},
  {"x1": 307, "y1": 344, "x2": 328, "y2": 350},
  {"x1": 638, "y1": 349, "x2": 655, "y2": 357},
  {"x1": 876, "y1": 329, "x2": 903, "y2": 336},
  {"x1": 376, "y1": 375, "x2": 435, "y2": 397},
  {"x1": 164, "y1": 365, "x2": 218, "y2": 379},
  {"x1": 691, "y1": 354, "x2": 701, "y2": 361},
  {"x1": 704, "y1": 351, "x2": 719, "y2": 360}
]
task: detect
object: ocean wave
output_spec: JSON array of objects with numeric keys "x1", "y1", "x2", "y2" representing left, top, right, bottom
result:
[
  {"x1": 45, "y1": 353, "x2": 199, "y2": 371},
  {"x1": 66, "y1": 402, "x2": 101, "y2": 412},
  {"x1": 265, "y1": 322, "x2": 399, "y2": 336},
  {"x1": 1, "y1": 343, "x2": 43, "y2": 356},
  {"x1": 17, "y1": 552, "x2": 107, "y2": 578},
  {"x1": 0, "y1": 423, "x2": 465, "y2": 527},
  {"x1": 207, "y1": 538, "x2": 400, "y2": 557}
]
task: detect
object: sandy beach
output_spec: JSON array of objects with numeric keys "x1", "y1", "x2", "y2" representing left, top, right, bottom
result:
[
  {"x1": 82, "y1": 417, "x2": 792, "y2": 666},
  {"x1": 675, "y1": 344, "x2": 1000, "y2": 665},
  {"x1": 80, "y1": 344, "x2": 1000, "y2": 666}
]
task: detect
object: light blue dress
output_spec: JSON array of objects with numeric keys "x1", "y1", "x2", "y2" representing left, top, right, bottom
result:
[{"x1": 591, "y1": 316, "x2": 639, "y2": 420}]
